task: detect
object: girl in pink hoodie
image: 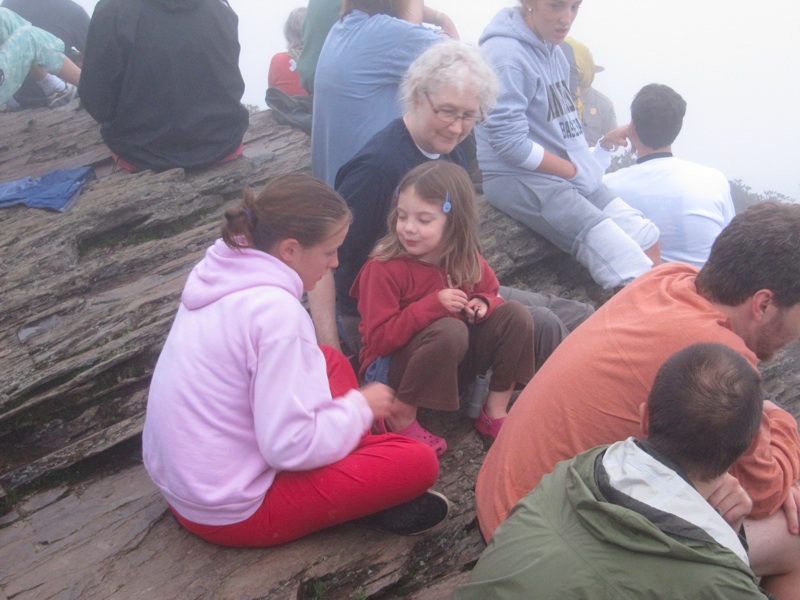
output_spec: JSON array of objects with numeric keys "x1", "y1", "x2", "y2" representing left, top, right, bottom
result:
[{"x1": 143, "y1": 174, "x2": 444, "y2": 547}]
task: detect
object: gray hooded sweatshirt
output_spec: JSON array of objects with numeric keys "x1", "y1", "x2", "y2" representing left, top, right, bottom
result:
[{"x1": 476, "y1": 7, "x2": 605, "y2": 194}]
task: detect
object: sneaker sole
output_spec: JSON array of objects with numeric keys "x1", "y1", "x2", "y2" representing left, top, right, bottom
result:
[
  {"x1": 351, "y1": 490, "x2": 450, "y2": 536},
  {"x1": 47, "y1": 84, "x2": 79, "y2": 109}
]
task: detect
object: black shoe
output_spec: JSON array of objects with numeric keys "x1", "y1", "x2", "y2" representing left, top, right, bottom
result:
[{"x1": 351, "y1": 490, "x2": 450, "y2": 536}]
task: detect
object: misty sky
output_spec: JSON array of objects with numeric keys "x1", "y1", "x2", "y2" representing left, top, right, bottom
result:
[{"x1": 71, "y1": 0, "x2": 799, "y2": 199}]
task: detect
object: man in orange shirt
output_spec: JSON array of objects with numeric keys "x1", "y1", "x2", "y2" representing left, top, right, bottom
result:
[{"x1": 476, "y1": 201, "x2": 800, "y2": 599}]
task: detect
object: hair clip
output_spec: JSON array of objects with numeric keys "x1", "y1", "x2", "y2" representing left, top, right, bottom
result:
[
  {"x1": 442, "y1": 191, "x2": 452, "y2": 214},
  {"x1": 242, "y1": 206, "x2": 256, "y2": 225}
]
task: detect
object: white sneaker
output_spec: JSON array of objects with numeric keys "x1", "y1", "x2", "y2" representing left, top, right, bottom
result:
[{"x1": 47, "y1": 83, "x2": 79, "y2": 108}]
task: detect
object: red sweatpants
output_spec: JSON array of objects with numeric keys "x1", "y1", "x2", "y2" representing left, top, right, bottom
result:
[{"x1": 171, "y1": 346, "x2": 439, "y2": 547}]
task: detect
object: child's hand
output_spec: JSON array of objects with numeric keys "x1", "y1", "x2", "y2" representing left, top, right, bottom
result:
[
  {"x1": 465, "y1": 298, "x2": 490, "y2": 324},
  {"x1": 437, "y1": 288, "x2": 469, "y2": 314},
  {"x1": 360, "y1": 382, "x2": 395, "y2": 420}
]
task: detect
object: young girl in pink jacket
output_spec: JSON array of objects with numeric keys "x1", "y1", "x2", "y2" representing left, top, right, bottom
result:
[{"x1": 143, "y1": 174, "x2": 446, "y2": 547}]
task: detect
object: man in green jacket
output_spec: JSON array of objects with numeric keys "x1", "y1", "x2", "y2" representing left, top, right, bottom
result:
[{"x1": 457, "y1": 343, "x2": 772, "y2": 599}]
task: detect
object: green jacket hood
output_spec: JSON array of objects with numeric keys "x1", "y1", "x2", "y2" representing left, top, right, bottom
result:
[
  {"x1": 566, "y1": 449, "x2": 747, "y2": 570},
  {"x1": 456, "y1": 444, "x2": 768, "y2": 599}
]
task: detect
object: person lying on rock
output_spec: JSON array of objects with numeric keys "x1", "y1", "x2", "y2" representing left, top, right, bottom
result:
[
  {"x1": 0, "y1": 7, "x2": 80, "y2": 110},
  {"x1": 143, "y1": 174, "x2": 448, "y2": 547},
  {"x1": 1, "y1": 0, "x2": 89, "y2": 110}
]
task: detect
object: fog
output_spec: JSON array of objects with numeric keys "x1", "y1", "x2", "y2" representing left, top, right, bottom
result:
[{"x1": 71, "y1": 0, "x2": 799, "y2": 199}]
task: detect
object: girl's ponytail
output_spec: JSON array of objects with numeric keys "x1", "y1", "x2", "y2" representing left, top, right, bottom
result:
[{"x1": 222, "y1": 174, "x2": 351, "y2": 252}]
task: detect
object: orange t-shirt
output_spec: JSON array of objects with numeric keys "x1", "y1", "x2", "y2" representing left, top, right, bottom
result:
[{"x1": 476, "y1": 263, "x2": 800, "y2": 541}]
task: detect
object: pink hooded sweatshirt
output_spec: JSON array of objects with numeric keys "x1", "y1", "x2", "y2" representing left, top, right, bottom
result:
[{"x1": 143, "y1": 239, "x2": 372, "y2": 525}]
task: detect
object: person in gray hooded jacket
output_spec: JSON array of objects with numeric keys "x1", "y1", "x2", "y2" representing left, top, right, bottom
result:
[{"x1": 476, "y1": 0, "x2": 661, "y2": 289}]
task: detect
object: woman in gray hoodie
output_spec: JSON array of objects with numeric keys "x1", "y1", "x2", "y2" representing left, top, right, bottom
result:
[{"x1": 476, "y1": 0, "x2": 661, "y2": 289}]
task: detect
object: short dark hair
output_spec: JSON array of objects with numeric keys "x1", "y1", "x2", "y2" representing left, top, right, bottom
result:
[
  {"x1": 696, "y1": 201, "x2": 800, "y2": 307},
  {"x1": 630, "y1": 83, "x2": 687, "y2": 149},
  {"x1": 647, "y1": 343, "x2": 762, "y2": 481}
]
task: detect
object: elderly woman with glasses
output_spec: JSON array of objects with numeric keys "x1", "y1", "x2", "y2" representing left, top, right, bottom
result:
[
  {"x1": 310, "y1": 0, "x2": 458, "y2": 187},
  {"x1": 308, "y1": 41, "x2": 595, "y2": 403},
  {"x1": 476, "y1": 0, "x2": 660, "y2": 290}
]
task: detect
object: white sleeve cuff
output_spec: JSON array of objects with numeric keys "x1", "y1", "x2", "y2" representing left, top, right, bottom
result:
[
  {"x1": 521, "y1": 144, "x2": 545, "y2": 171},
  {"x1": 590, "y1": 143, "x2": 613, "y2": 171}
]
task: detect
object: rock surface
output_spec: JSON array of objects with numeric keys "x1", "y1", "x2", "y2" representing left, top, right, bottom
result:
[
  {"x1": 0, "y1": 103, "x2": 595, "y2": 502},
  {"x1": 1, "y1": 101, "x2": 798, "y2": 600}
]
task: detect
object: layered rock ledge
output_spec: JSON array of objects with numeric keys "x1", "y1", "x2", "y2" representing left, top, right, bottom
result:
[{"x1": 1, "y1": 103, "x2": 798, "y2": 599}]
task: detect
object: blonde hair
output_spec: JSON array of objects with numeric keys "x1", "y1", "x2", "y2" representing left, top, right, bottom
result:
[
  {"x1": 284, "y1": 7, "x2": 306, "y2": 61},
  {"x1": 371, "y1": 162, "x2": 482, "y2": 287}
]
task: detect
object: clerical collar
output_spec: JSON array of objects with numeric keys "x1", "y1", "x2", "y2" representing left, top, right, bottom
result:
[{"x1": 415, "y1": 145, "x2": 440, "y2": 160}]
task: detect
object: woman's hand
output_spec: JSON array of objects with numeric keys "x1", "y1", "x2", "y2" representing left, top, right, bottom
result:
[
  {"x1": 438, "y1": 288, "x2": 469, "y2": 314},
  {"x1": 536, "y1": 150, "x2": 577, "y2": 179},
  {"x1": 566, "y1": 152, "x2": 605, "y2": 195},
  {"x1": 360, "y1": 382, "x2": 395, "y2": 420},
  {"x1": 465, "y1": 297, "x2": 490, "y2": 324}
]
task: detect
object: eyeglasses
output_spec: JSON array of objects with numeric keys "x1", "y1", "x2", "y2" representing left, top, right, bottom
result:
[{"x1": 424, "y1": 91, "x2": 484, "y2": 126}]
